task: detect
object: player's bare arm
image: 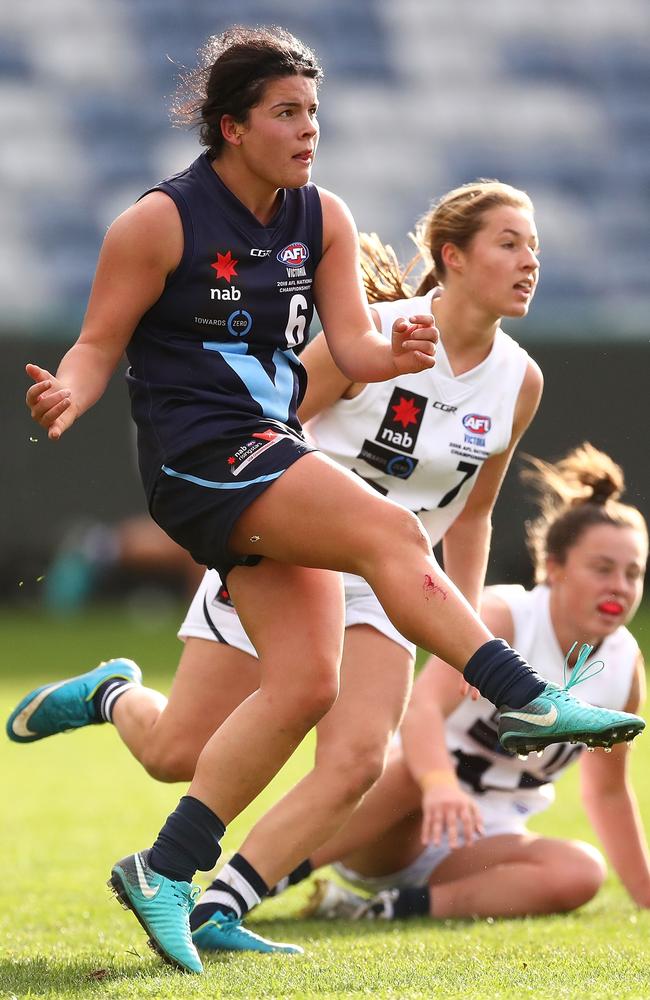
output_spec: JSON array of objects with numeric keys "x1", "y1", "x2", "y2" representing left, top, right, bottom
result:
[
  {"x1": 314, "y1": 188, "x2": 437, "y2": 382},
  {"x1": 297, "y1": 331, "x2": 356, "y2": 423},
  {"x1": 579, "y1": 654, "x2": 650, "y2": 906},
  {"x1": 26, "y1": 191, "x2": 183, "y2": 439},
  {"x1": 442, "y1": 358, "x2": 543, "y2": 607},
  {"x1": 400, "y1": 659, "x2": 483, "y2": 846}
]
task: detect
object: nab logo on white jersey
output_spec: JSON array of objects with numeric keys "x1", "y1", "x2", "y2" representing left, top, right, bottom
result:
[{"x1": 376, "y1": 388, "x2": 428, "y2": 455}]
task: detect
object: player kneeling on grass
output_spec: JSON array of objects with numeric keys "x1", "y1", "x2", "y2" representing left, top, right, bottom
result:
[{"x1": 298, "y1": 444, "x2": 650, "y2": 921}]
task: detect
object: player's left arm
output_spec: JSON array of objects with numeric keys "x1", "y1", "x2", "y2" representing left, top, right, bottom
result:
[
  {"x1": 579, "y1": 652, "x2": 650, "y2": 906},
  {"x1": 442, "y1": 358, "x2": 543, "y2": 609},
  {"x1": 313, "y1": 188, "x2": 437, "y2": 382}
]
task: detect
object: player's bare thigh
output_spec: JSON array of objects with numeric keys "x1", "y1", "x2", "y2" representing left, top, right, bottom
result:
[
  {"x1": 229, "y1": 450, "x2": 427, "y2": 571},
  {"x1": 428, "y1": 832, "x2": 577, "y2": 885}
]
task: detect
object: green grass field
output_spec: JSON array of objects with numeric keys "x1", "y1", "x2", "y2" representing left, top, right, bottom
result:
[{"x1": 2, "y1": 603, "x2": 650, "y2": 999}]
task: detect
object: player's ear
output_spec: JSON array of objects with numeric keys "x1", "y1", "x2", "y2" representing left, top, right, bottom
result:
[
  {"x1": 545, "y1": 555, "x2": 563, "y2": 585},
  {"x1": 220, "y1": 115, "x2": 246, "y2": 146},
  {"x1": 440, "y1": 242, "x2": 463, "y2": 274}
]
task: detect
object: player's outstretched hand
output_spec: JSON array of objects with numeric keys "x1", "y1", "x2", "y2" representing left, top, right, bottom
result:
[
  {"x1": 421, "y1": 781, "x2": 484, "y2": 849},
  {"x1": 26, "y1": 363, "x2": 77, "y2": 440},
  {"x1": 390, "y1": 314, "x2": 438, "y2": 375}
]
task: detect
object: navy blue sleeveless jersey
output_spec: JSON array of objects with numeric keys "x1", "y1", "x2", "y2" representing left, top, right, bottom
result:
[{"x1": 126, "y1": 152, "x2": 323, "y2": 500}]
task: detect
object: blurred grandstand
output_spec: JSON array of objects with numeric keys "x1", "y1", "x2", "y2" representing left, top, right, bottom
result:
[
  {"x1": 2, "y1": 0, "x2": 649, "y2": 600},
  {"x1": 2, "y1": 0, "x2": 649, "y2": 336}
]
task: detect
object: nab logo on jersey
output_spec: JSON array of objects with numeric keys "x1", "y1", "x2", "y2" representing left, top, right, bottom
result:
[
  {"x1": 462, "y1": 413, "x2": 492, "y2": 435},
  {"x1": 211, "y1": 250, "x2": 239, "y2": 282},
  {"x1": 376, "y1": 388, "x2": 428, "y2": 454},
  {"x1": 277, "y1": 242, "x2": 310, "y2": 267}
]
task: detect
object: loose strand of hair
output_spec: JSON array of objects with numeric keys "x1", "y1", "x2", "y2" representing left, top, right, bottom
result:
[{"x1": 359, "y1": 232, "x2": 434, "y2": 304}]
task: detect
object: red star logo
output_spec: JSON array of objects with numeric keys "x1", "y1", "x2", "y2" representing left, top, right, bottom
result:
[
  {"x1": 391, "y1": 396, "x2": 421, "y2": 429},
  {"x1": 211, "y1": 250, "x2": 239, "y2": 283},
  {"x1": 227, "y1": 456, "x2": 235, "y2": 465}
]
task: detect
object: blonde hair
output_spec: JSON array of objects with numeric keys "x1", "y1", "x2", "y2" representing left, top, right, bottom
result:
[
  {"x1": 522, "y1": 443, "x2": 648, "y2": 584},
  {"x1": 360, "y1": 179, "x2": 534, "y2": 304}
]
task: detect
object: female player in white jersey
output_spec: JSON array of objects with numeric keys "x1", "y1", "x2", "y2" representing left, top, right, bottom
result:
[
  {"x1": 13, "y1": 177, "x2": 545, "y2": 952},
  {"x1": 302, "y1": 444, "x2": 650, "y2": 922}
]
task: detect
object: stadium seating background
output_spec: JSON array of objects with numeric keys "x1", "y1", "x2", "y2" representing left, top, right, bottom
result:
[{"x1": 2, "y1": 0, "x2": 648, "y2": 597}]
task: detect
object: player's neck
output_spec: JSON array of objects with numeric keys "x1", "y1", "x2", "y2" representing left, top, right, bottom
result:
[
  {"x1": 211, "y1": 156, "x2": 283, "y2": 226},
  {"x1": 548, "y1": 596, "x2": 601, "y2": 663},
  {"x1": 431, "y1": 294, "x2": 499, "y2": 376}
]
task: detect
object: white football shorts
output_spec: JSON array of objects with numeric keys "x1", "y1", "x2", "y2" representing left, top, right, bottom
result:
[
  {"x1": 178, "y1": 570, "x2": 416, "y2": 658},
  {"x1": 332, "y1": 785, "x2": 552, "y2": 893}
]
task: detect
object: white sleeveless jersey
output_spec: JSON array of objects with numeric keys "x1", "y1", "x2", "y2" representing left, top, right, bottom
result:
[
  {"x1": 445, "y1": 584, "x2": 639, "y2": 816},
  {"x1": 305, "y1": 289, "x2": 530, "y2": 546}
]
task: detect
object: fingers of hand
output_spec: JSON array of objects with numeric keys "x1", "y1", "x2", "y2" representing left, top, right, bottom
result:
[
  {"x1": 30, "y1": 388, "x2": 71, "y2": 425},
  {"x1": 26, "y1": 379, "x2": 52, "y2": 406},
  {"x1": 392, "y1": 316, "x2": 438, "y2": 346},
  {"x1": 402, "y1": 351, "x2": 436, "y2": 374},
  {"x1": 445, "y1": 808, "x2": 460, "y2": 849},
  {"x1": 460, "y1": 806, "x2": 476, "y2": 846},
  {"x1": 423, "y1": 790, "x2": 482, "y2": 849},
  {"x1": 401, "y1": 339, "x2": 436, "y2": 358},
  {"x1": 428, "y1": 810, "x2": 444, "y2": 847},
  {"x1": 407, "y1": 314, "x2": 439, "y2": 343},
  {"x1": 25, "y1": 363, "x2": 54, "y2": 383}
]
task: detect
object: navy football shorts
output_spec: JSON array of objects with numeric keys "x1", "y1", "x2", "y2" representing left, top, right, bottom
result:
[{"x1": 149, "y1": 421, "x2": 316, "y2": 579}]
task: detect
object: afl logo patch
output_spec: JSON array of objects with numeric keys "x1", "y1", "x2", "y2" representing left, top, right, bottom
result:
[
  {"x1": 277, "y1": 242, "x2": 310, "y2": 267},
  {"x1": 462, "y1": 413, "x2": 492, "y2": 435}
]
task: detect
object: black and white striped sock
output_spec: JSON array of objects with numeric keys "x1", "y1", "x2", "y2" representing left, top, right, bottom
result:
[
  {"x1": 267, "y1": 858, "x2": 313, "y2": 897},
  {"x1": 92, "y1": 679, "x2": 137, "y2": 723},
  {"x1": 189, "y1": 853, "x2": 268, "y2": 928}
]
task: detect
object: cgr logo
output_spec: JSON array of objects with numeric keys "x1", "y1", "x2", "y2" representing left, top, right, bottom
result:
[
  {"x1": 251, "y1": 248, "x2": 272, "y2": 257},
  {"x1": 277, "y1": 242, "x2": 310, "y2": 267},
  {"x1": 433, "y1": 400, "x2": 457, "y2": 413},
  {"x1": 462, "y1": 413, "x2": 492, "y2": 435}
]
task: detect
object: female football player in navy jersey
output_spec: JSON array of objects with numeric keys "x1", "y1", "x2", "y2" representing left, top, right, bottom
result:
[
  {"x1": 20, "y1": 26, "x2": 643, "y2": 972},
  {"x1": 13, "y1": 176, "x2": 547, "y2": 957},
  {"x1": 300, "y1": 445, "x2": 650, "y2": 923}
]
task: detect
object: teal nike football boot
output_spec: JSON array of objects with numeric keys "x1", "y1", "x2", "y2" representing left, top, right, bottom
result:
[
  {"x1": 193, "y1": 912, "x2": 303, "y2": 954},
  {"x1": 109, "y1": 850, "x2": 203, "y2": 974},
  {"x1": 6, "y1": 658, "x2": 141, "y2": 742},
  {"x1": 498, "y1": 643, "x2": 645, "y2": 754}
]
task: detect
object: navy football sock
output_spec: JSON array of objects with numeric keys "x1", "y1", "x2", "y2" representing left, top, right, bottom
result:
[
  {"x1": 392, "y1": 886, "x2": 431, "y2": 919},
  {"x1": 148, "y1": 795, "x2": 225, "y2": 884},
  {"x1": 463, "y1": 639, "x2": 546, "y2": 709}
]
